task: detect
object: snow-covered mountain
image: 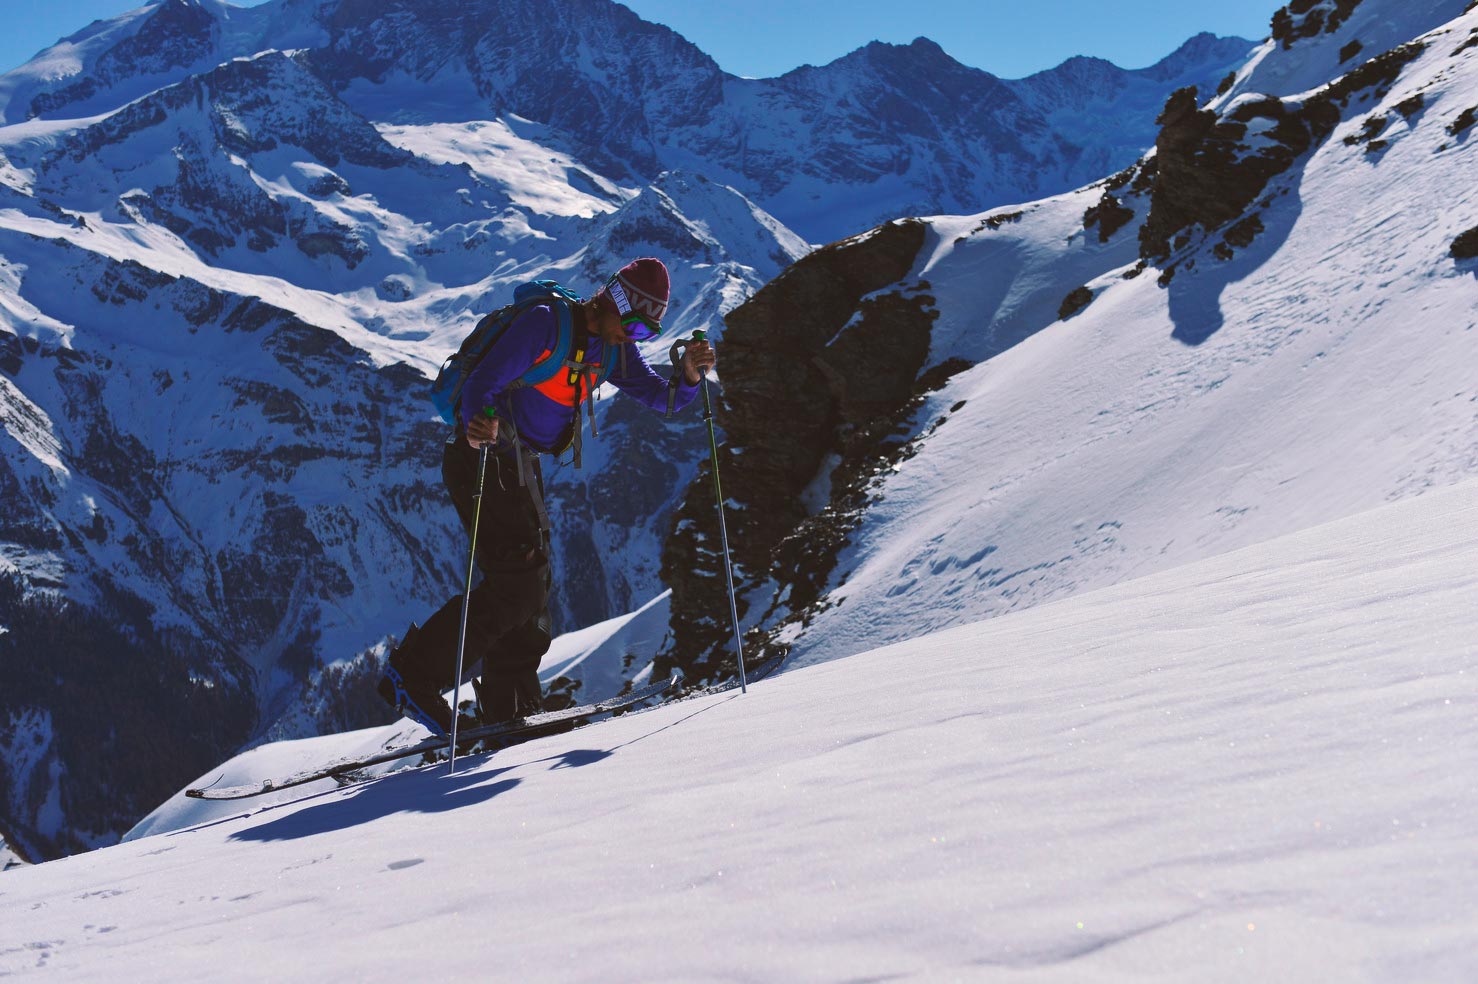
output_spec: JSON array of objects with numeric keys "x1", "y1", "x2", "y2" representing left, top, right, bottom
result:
[
  {"x1": 0, "y1": 0, "x2": 1253, "y2": 244},
  {"x1": 0, "y1": 0, "x2": 1263, "y2": 860},
  {"x1": 654, "y1": 0, "x2": 1478, "y2": 681},
  {"x1": 12, "y1": 475, "x2": 1478, "y2": 980}
]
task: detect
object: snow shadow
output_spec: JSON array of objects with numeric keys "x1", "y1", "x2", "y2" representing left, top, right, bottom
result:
[
  {"x1": 229, "y1": 748, "x2": 611, "y2": 843},
  {"x1": 1167, "y1": 185, "x2": 1306, "y2": 347}
]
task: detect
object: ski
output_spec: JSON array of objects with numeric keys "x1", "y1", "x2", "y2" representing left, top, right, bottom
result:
[{"x1": 187, "y1": 674, "x2": 680, "y2": 801}]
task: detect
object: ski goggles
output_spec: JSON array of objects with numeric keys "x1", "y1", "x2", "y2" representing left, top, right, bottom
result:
[{"x1": 604, "y1": 275, "x2": 661, "y2": 341}]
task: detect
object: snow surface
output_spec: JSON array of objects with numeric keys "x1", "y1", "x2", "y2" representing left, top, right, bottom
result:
[
  {"x1": 4, "y1": 478, "x2": 1475, "y2": 979},
  {"x1": 1223, "y1": 0, "x2": 1473, "y2": 106}
]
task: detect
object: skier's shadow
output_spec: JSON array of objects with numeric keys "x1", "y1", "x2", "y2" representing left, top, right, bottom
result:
[{"x1": 229, "y1": 748, "x2": 612, "y2": 843}]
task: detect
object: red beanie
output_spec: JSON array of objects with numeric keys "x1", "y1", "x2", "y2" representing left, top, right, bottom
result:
[{"x1": 608, "y1": 257, "x2": 670, "y2": 325}]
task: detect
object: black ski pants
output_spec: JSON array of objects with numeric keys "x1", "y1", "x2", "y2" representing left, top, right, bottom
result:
[{"x1": 395, "y1": 433, "x2": 553, "y2": 693}]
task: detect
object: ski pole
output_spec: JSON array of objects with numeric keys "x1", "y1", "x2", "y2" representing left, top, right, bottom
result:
[
  {"x1": 675, "y1": 330, "x2": 747, "y2": 692},
  {"x1": 449, "y1": 421, "x2": 492, "y2": 775}
]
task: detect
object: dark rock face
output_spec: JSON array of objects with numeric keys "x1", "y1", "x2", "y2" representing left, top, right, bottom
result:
[
  {"x1": 1059, "y1": 286, "x2": 1096, "y2": 320},
  {"x1": 0, "y1": 571, "x2": 256, "y2": 860},
  {"x1": 1453, "y1": 225, "x2": 1478, "y2": 260},
  {"x1": 308, "y1": 0, "x2": 725, "y2": 179},
  {"x1": 1140, "y1": 40, "x2": 1426, "y2": 265},
  {"x1": 657, "y1": 220, "x2": 935, "y2": 682},
  {"x1": 1271, "y1": 0, "x2": 1365, "y2": 50},
  {"x1": 736, "y1": 40, "x2": 1039, "y2": 197},
  {"x1": 1138, "y1": 87, "x2": 1320, "y2": 261},
  {"x1": 1084, "y1": 192, "x2": 1136, "y2": 243}
]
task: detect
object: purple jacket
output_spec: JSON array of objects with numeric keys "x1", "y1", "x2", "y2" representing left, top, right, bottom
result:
[{"x1": 459, "y1": 303, "x2": 700, "y2": 451}]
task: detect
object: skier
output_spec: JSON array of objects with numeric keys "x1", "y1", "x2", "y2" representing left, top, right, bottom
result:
[{"x1": 378, "y1": 257, "x2": 716, "y2": 734}]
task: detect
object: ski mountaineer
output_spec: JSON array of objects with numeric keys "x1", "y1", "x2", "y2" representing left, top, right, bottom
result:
[{"x1": 378, "y1": 257, "x2": 716, "y2": 735}]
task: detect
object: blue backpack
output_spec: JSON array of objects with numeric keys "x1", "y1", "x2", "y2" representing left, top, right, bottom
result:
[{"x1": 430, "y1": 280, "x2": 597, "y2": 426}]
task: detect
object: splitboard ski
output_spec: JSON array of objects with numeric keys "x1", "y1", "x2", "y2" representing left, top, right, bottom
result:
[{"x1": 187, "y1": 674, "x2": 679, "y2": 801}]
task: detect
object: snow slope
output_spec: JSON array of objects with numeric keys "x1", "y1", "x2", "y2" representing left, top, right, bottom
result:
[
  {"x1": 1224, "y1": 0, "x2": 1472, "y2": 104},
  {"x1": 5, "y1": 476, "x2": 1475, "y2": 980}
]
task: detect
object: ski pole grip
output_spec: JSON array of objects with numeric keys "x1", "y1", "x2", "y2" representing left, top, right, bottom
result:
[{"x1": 671, "y1": 331, "x2": 710, "y2": 383}]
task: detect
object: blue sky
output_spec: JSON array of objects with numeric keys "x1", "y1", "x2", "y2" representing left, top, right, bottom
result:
[{"x1": 3, "y1": 0, "x2": 1285, "y2": 80}]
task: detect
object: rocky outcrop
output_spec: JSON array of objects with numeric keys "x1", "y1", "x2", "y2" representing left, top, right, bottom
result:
[
  {"x1": 657, "y1": 220, "x2": 938, "y2": 682},
  {"x1": 1140, "y1": 38, "x2": 1427, "y2": 266},
  {"x1": 1139, "y1": 87, "x2": 1322, "y2": 261},
  {"x1": 0, "y1": 570, "x2": 256, "y2": 859},
  {"x1": 1271, "y1": 0, "x2": 1365, "y2": 50},
  {"x1": 1453, "y1": 224, "x2": 1478, "y2": 260}
]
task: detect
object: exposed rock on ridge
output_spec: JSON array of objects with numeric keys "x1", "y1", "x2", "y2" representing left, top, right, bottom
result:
[
  {"x1": 657, "y1": 220, "x2": 937, "y2": 681},
  {"x1": 1140, "y1": 38, "x2": 1428, "y2": 267}
]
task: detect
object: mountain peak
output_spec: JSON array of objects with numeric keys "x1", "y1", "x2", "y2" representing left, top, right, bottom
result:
[
  {"x1": 1143, "y1": 31, "x2": 1256, "y2": 81},
  {"x1": 830, "y1": 35, "x2": 969, "y2": 73},
  {"x1": 4, "y1": 0, "x2": 221, "y2": 122}
]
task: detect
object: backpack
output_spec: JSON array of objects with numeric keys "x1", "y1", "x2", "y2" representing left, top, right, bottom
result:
[{"x1": 429, "y1": 280, "x2": 604, "y2": 427}]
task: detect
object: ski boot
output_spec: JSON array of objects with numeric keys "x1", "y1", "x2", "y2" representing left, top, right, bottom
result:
[
  {"x1": 376, "y1": 626, "x2": 454, "y2": 736},
  {"x1": 472, "y1": 666, "x2": 568, "y2": 752}
]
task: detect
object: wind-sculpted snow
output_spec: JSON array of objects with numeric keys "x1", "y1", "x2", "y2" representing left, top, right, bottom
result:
[{"x1": 1223, "y1": 0, "x2": 1472, "y2": 104}]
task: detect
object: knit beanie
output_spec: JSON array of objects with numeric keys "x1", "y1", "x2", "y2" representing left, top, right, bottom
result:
[{"x1": 608, "y1": 257, "x2": 670, "y2": 325}]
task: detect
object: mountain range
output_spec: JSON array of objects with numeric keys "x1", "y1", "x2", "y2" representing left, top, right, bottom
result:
[{"x1": 0, "y1": 0, "x2": 1252, "y2": 243}]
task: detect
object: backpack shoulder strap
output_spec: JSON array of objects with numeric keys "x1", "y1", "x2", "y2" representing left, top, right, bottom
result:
[{"x1": 516, "y1": 295, "x2": 576, "y2": 387}]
